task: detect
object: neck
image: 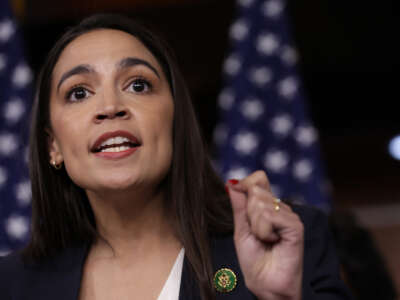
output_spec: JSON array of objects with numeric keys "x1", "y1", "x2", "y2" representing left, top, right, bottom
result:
[{"x1": 86, "y1": 186, "x2": 179, "y2": 258}]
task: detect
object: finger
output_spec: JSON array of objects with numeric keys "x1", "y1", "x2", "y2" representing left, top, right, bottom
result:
[
  {"x1": 251, "y1": 205, "x2": 280, "y2": 242},
  {"x1": 226, "y1": 183, "x2": 251, "y2": 239},
  {"x1": 250, "y1": 207, "x2": 304, "y2": 244},
  {"x1": 246, "y1": 190, "x2": 304, "y2": 243},
  {"x1": 247, "y1": 185, "x2": 291, "y2": 218},
  {"x1": 246, "y1": 186, "x2": 281, "y2": 242},
  {"x1": 230, "y1": 170, "x2": 271, "y2": 192}
]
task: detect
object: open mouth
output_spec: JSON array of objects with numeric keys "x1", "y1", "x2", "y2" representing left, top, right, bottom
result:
[
  {"x1": 91, "y1": 131, "x2": 142, "y2": 155},
  {"x1": 92, "y1": 136, "x2": 141, "y2": 153}
]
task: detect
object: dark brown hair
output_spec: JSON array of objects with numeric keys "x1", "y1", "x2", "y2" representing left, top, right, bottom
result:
[{"x1": 24, "y1": 14, "x2": 233, "y2": 300}]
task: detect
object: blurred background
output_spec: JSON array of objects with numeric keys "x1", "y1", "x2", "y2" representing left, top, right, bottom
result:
[{"x1": 0, "y1": 0, "x2": 398, "y2": 297}]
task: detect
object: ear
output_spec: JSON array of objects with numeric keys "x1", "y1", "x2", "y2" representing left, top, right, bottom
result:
[{"x1": 46, "y1": 128, "x2": 63, "y2": 165}]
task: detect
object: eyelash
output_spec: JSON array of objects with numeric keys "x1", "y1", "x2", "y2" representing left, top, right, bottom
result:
[
  {"x1": 64, "y1": 77, "x2": 153, "y2": 103},
  {"x1": 65, "y1": 85, "x2": 92, "y2": 102},
  {"x1": 125, "y1": 77, "x2": 153, "y2": 94}
]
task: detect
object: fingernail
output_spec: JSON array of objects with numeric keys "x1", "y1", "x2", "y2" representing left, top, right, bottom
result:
[{"x1": 228, "y1": 179, "x2": 239, "y2": 185}]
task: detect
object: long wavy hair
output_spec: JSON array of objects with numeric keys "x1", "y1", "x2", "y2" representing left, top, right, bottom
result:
[{"x1": 24, "y1": 14, "x2": 233, "y2": 300}]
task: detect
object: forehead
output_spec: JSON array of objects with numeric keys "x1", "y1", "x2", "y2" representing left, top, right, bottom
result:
[{"x1": 52, "y1": 29, "x2": 161, "y2": 78}]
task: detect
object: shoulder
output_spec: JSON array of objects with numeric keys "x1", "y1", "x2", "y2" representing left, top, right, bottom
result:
[
  {"x1": 290, "y1": 203, "x2": 330, "y2": 239},
  {"x1": 0, "y1": 245, "x2": 88, "y2": 299},
  {"x1": 290, "y1": 204, "x2": 353, "y2": 299},
  {"x1": 0, "y1": 252, "x2": 24, "y2": 297},
  {"x1": 289, "y1": 203, "x2": 337, "y2": 267},
  {"x1": 0, "y1": 251, "x2": 24, "y2": 276},
  {"x1": 0, "y1": 251, "x2": 22, "y2": 270}
]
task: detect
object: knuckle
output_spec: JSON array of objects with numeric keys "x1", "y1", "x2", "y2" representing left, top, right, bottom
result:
[
  {"x1": 254, "y1": 170, "x2": 268, "y2": 182},
  {"x1": 248, "y1": 185, "x2": 259, "y2": 195},
  {"x1": 293, "y1": 213, "x2": 302, "y2": 224},
  {"x1": 254, "y1": 170, "x2": 267, "y2": 178},
  {"x1": 251, "y1": 185, "x2": 267, "y2": 199}
]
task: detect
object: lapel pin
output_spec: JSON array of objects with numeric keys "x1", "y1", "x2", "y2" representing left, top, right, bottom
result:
[{"x1": 213, "y1": 268, "x2": 237, "y2": 293}]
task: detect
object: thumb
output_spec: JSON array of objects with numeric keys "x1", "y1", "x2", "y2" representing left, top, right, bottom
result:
[{"x1": 226, "y1": 182, "x2": 250, "y2": 238}]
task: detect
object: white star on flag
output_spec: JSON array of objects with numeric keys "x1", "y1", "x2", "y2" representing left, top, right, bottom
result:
[
  {"x1": 238, "y1": 0, "x2": 255, "y2": 7},
  {"x1": 233, "y1": 131, "x2": 259, "y2": 155},
  {"x1": 0, "y1": 19, "x2": 15, "y2": 42},
  {"x1": 230, "y1": 19, "x2": 250, "y2": 41},
  {"x1": 270, "y1": 114, "x2": 293, "y2": 136},
  {"x1": 293, "y1": 159, "x2": 313, "y2": 181},
  {"x1": 5, "y1": 215, "x2": 29, "y2": 240},
  {"x1": 278, "y1": 76, "x2": 298, "y2": 99},
  {"x1": 241, "y1": 98, "x2": 265, "y2": 120},
  {"x1": 226, "y1": 167, "x2": 250, "y2": 180},
  {"x1": 257, "y1": 33, "x2": 280, "y2": 55},
  {"x1": 249, "y1": 66, "x2": 273, "y2": 86},
  {"x1": 218, "y1": 88, "x2": 235, "y2": 110},
  {"x1": 0, "y1": 133, "x2": 18, "y2": 156},
  {"x1": 295, "y1": 125, "x2": 318, "y2": 147},
  {"x1": 15, "y1": 180, "x2": 32, "y2": 206},
  {"x1": 4, "y1": 97, "x2": 26, "y2": 124},
  {"x1": 224, "y1": 54, "x2": 242, "y2": 75},
  {"x1": 12, "y1": 63, "x2": 32, "y2": 88},
  {"x1": 281, "y1": 46, "x2": 298, "y2": 65},
  {"x1": 262, "y1": 0, "x2": 285, "y2": 18},
  {"x1": 263, "y1": 150, "x2": 289, "y2": 173}
]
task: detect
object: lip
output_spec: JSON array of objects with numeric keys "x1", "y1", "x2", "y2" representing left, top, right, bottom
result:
[
  {"x1": 91, "y1": 130, "x2": 141, "y2": 153},
  {"x1": 94, "y1": 147, "x2": 139, "y2": 160}
]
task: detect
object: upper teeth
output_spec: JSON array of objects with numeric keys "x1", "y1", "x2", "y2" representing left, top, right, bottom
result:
[{"x1": 100, "y1": 136, "x2": 132, "y2": 147}]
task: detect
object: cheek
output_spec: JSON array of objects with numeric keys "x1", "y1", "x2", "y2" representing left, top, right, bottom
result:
[
  {"x1": 156, "y1": 115, "x2": 173, "y2": 156},
  {"x1": 51, "y1": 109, "x2": 90, "y2": 171},
  {"x1": 148, "y1": 104, "x2": 174, "y2": 166}
]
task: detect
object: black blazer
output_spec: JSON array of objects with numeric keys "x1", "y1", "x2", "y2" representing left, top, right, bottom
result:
[{"x1": 0, "y1": 205, "x2": 352, "y2": 299}]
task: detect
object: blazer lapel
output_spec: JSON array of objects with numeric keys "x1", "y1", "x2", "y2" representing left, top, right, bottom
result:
[
  {"x1": 211, "y1": 235, "x2": 255, "y2": 300},
  {"x1": 179, "y1": 235, "x2": 255, "y2": 300},
  {"x1": 178, "y1": 257, "x2": 202, "y2": 300}
]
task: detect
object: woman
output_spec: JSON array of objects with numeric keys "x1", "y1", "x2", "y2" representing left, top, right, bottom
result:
[{"x1": 0, "y1": 14, "x2": 351, "y2": 300}]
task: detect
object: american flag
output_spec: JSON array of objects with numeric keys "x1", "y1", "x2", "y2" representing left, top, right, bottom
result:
[
  {"x1": 0, "y1": 0, "x2": 33, "y2": 254},
  {"x1": 215, "y1": 0, "x2": 330, "y2": 210}
]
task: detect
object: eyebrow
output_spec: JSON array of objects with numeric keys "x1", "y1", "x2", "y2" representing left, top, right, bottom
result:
[
  {"x1": 117, "y1": 57, "x2": 160, "y2": 78},
  {"x1": 56, "y1": 57, "x2": 160, "y2": 92},
  {"x1": 57, "y1": 64, "x2": 94, "y2": 92}
]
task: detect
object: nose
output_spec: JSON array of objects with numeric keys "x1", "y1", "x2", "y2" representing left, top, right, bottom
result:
[{"x1": 94, "y1": 89, "x2": 130, "y2": 123}]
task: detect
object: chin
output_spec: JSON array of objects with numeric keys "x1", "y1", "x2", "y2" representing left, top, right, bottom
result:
[
  {"x1": 70, "y1": 171, "x2": 139, "y2": 193},
  {"x1": 99, "y1": 173, "x2": 142, "y2": 191}
]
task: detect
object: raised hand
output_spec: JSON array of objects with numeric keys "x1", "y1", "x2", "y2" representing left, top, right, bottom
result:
[{"x1": 226, "y1": 171, "x2": 304, "y2": 300}]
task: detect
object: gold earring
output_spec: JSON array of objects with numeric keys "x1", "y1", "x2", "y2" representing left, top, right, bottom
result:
[{"x1": 51, "y1": 160, "x2": 62, "y2": 170}]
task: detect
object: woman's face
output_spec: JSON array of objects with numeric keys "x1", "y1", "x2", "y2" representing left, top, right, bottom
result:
[{"x1": 48, "y1": 29, "x2": 174, "y2": 194}]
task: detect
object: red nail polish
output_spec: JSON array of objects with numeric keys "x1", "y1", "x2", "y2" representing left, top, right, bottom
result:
[
  {"x1": 225, "y1": 185, "x2": 230, "y2": 195},
  {"x1": 228, "y1": 179, "x2": 239, "y2": 185}
]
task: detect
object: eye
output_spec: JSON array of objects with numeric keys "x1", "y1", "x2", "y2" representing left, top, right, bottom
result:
[
  {"x1": 66, "y1": 86, "x2": 92, "y2": 102},
  {"x1": 126, "y1": 78, "x2": 152, "y2": 93}
]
